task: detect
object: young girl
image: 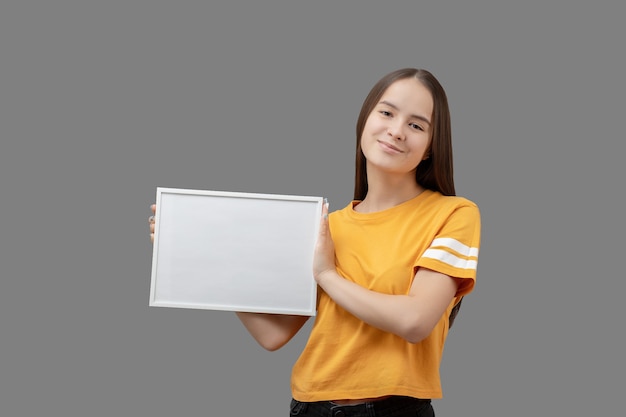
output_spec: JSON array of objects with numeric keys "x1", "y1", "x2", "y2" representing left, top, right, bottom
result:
[{"x1": 149, "y1": 68, "x2": 480, "y2": 416}]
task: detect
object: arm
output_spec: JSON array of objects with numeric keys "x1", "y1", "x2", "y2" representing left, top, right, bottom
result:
[
  {"x1": 315, "y1": 268, "x2": 458, "y2": 344},
  {"x1": 313, "y1": 203, "x2": 459, "y2": 344},
  {"x1": 235, "y1": 312, "x2": 310, "y2": 351}
]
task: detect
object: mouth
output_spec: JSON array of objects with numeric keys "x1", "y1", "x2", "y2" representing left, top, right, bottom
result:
[{"x1": 377, "y1": 140, "x2": 403, "y2": 153}]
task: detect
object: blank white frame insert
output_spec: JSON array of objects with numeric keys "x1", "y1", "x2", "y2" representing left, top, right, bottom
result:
[{"x1": 149, "y1": 187, "x2": 322, "y2": 316}]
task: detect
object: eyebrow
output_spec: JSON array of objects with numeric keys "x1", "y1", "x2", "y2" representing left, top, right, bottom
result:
[{"x1": 379, "y1": 100, "x2": 431, "y2": 126}]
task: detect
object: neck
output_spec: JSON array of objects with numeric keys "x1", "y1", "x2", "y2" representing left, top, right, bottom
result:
[{"x1": 356, "y1": 169, "x2": 424, "y2": 213}]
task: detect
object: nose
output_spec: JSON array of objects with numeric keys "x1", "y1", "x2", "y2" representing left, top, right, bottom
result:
[{"x1": 387, "y1": 120, "x2": 405, "y2": 141}]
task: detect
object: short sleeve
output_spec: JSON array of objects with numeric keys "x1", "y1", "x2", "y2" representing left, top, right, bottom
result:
[{"x1": 416, "y1": 204, "x2": 481, "y2": 297}]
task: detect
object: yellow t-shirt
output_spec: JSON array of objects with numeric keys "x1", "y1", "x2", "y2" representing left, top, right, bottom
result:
[{"x1": 291, "y1": 190, "x2": 481, "y2": 401}]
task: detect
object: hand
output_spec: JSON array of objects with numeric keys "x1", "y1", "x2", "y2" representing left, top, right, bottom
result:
[
  {"x1": 312, "y1": 199, "x2": 336, "y2": 284},
  {"x1": 148, "y1": 204, "x2": 156, "y2": 243}
]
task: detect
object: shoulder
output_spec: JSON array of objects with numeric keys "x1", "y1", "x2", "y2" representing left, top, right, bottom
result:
[
  {"x1": 328, "y1": 200, "x2": 357, "y2": 219},
  {"x1": 424, "y1": 191, "x2": 479, "y2": 214}
]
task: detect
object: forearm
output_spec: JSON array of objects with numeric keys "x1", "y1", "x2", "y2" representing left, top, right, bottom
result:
[
  {"x1": 236, "y1": 312, "x2": 309, "y2": 351},
  {"x1": 316, "y1": 271, "x2": 427, "y2": 343}
]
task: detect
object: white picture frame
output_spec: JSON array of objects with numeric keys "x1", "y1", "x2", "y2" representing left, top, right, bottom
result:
[{"x1": 149, "y1": 187, "x2": 323, "y2": 316}]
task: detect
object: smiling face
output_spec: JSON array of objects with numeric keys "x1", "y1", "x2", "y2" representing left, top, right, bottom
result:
[{"x1": 360, "y1": 77, "x2": 434, "y2": 178}]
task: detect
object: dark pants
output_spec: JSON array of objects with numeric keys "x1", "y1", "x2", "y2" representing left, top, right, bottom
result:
[{"x1": 289, "y1": 396, "x2": 434, "y2": 417}]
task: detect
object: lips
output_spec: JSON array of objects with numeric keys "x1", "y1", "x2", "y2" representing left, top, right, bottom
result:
[{"x1": 377, "y1": 140, "x2": 403, "y2": 153}]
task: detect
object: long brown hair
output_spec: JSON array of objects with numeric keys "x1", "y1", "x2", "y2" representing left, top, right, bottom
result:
[{"x1": 354, "y1": 68, "x2": 455, "y2": 200}]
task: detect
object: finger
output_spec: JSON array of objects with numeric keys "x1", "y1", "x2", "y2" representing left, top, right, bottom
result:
[
  {"x1": 150, "y1": 204, "x2": 156, "y2": 215},
  {"x1": 148, "y1": 215, "x2": 155, "y2": 224},
  {"x1": 318, "y1": 198, "x2": 330, "y2": 235},
  {"x1": 150, "y1": 223, "x2": 155, "y2": 234},
  {"x1": 150, "y1": 233, "x2": 154, "y2": 243}
]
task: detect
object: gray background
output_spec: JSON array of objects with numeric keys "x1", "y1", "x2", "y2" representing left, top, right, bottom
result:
[{"x1": 1, "y1": 1, "x2": 624, "y2": 416}]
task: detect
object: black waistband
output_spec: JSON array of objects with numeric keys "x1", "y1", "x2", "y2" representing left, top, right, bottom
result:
[{"x1": 291, "y1": 396, "x2": 431, "y2": 416}]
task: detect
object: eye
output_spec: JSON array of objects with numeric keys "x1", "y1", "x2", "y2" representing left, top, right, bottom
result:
[
  {"x1": 410, "y1": 123, "x2": 424, "y2": 131},
  {"x1": 379, "y1": 110, "x2": 392, "y2": 117}
]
